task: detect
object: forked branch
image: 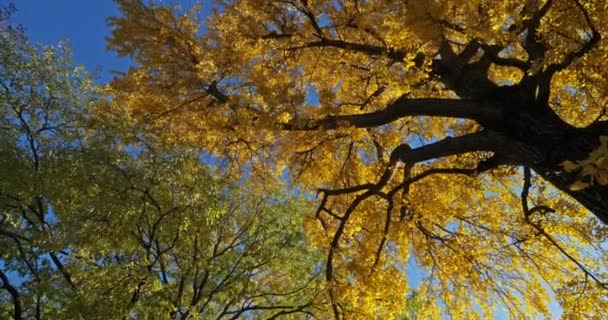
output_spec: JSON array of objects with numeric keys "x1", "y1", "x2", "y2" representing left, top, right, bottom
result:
[
  {"x1": 318, "y1": 131, "x2": 500, "y2": 318},
  {"x1": 321, "y1": 130, "x2": 505, "y2": 279}
]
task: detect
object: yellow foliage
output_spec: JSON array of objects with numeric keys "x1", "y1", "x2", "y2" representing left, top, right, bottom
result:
[{"x1": 104, "y1": 0, "x2": 608, "y2": 318}]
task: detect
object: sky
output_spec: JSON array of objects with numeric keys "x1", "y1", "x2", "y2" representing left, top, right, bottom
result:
[
  {"x1": 8, "y1": 0, "x2": 211, "y2": 83},
  {"x1": 8, "y1": 0, "x2": 131, "y2": 83}
]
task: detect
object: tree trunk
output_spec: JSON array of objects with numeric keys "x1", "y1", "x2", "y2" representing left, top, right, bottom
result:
[
  {"x1": 433, "y1": 39, "x2": 608, "y2": 224},
  {"x1": 494, "y1": 104, "x2": 608, "y2": 223}
]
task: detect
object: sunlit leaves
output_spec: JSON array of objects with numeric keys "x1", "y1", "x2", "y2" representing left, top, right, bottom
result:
[
  {"x1": 104, "y1": 0, "x2": 608, "y2": 318},
  {"x1": 0, "y1": 23, "x2": 323, "y2": 319}
]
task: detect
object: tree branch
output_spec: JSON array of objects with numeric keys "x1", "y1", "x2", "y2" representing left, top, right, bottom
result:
[
  {"x1": 49, "y1": 252, "x2": 75, "y2": 289},
  {"x1": 289, "y1": 38, "x2": 405, "y2": 61},
  {"x1": 321, "y1": 131, "x2": 508, "y2": 280},
  {"x1": 476, "y1": 42, "x2": 531, "y2": 70},
  {"x1": 282, "y1": 98, "x2": 500, "y2": 131},
  {"x1": 317, "y1": 131, "x2": 492, "y2": 318},
  {"x1": 543, "y1": 0, "x2": 601, "y2": 77},
  {"x1": 520, "y1": 169, "x2": 608, "y2": 289},
  {"x1": 0, "y1": 269, "x2": 22, "y2": 320},
  {"x1": 518, "y1": 0, "x2": 554, "y2": 61},
  {"x1": 392, "y1": 130, "x2": 506, "y2": 165}
]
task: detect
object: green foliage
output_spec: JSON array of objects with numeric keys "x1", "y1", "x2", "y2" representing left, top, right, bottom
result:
[{"x1": 0, "y1": 22, "x2": 323, "y2": 320}]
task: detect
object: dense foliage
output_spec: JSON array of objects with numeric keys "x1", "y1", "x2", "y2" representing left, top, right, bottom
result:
[
  {"x1": 0, "y1": 21, "x2": 322, "y2": 319},
  {"x1": 2, "y1": 0, "x2": 608, "y2": 319},
  {"x1": 106, "y1": 0, "x2": 608, "y2": 319}
]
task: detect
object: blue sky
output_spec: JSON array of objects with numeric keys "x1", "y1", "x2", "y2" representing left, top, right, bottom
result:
[
  {"x1": 9, "y1": 1, "x2": 212, "y2": 83},
  {"x1": 9, "y1": 0, "x2": 131, "y2": 83}
]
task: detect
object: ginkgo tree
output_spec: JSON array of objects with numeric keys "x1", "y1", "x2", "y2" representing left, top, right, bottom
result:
[
  {"x1": 107, "y1": 0, "x2": 608, "y2": 319},
  {"x1": 0, "y1": 17, "x2": 324, "y2": 320}
]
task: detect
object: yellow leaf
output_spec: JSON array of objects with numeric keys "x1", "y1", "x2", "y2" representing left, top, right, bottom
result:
[{"x1": 569, "y1": 180, "x2": 590, "y2": 191}]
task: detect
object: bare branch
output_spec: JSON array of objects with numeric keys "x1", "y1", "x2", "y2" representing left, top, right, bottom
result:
[
  {"x1": 518, "y1": 0, "x2": 554, "y2": 61},
  {"x1": 282, "y1": 98, "x2": 501, "y2": 131},
  {"x1": 476, "y1": 42, "x2": 531, "y2": 70},
  {"x1": 392, "y1": 130, "x2": 506, "y2": 165}
]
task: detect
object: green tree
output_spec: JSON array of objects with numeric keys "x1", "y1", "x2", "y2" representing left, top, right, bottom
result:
[{"x1": 0, "y1": 19, "x2": 322, "y2": 320}]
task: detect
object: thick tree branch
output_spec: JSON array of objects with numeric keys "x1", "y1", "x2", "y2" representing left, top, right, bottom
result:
[
  {"x1": 392, "y1": 130, "x2": 506, "y2": 165},
  {"x1": 476, "y1": 42, "x2": 531, "y2": 70},
  {"x1": 432, "y1": 41, "x2": 499, "y2": 100},
  {"x1": 205, "y1": 81, "x2": 229, "y2": 104},
  {"x1": 0, "y1": 269, "x2": 22, "y2": 320},
  {"x1": 321, "y1": 131, "x2": 508, "y2": 279},
  {"x1": 318, "y1": 131, "x2": 498, "y2": 313},
  {"x1": 318, "y1": 130, "x2": 515, "y2": 310},
  {"x1": 521, "y1": 166, "x2": 532, "y2": 216},
  {"x1": 282, "y1": 98, "x2": 500, "y2": 131},
  {"x1": 505, "y1": 0, "x2": 554, "y2": 62},
  {"x1": 290, "y1": 38, "x2": 404, "y2": 61}
]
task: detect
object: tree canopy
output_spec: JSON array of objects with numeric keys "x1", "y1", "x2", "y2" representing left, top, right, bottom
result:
[
  {"x1": 2, "y1": 0, "x2": 608, "y2": 319},
  {"x1": 105, "y1": 0, "x2": 608, "y2": 318},
  {"x1": 0, "y1": 17, "x2": 322, "y2": 320}
]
